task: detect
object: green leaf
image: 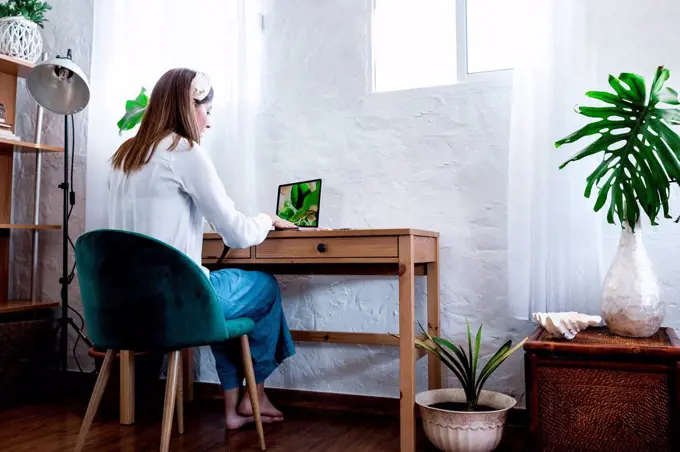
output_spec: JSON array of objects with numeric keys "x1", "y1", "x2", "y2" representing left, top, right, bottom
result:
[
  {"x1": 117, "y1": 87, "x2": 149, "y2": 135},
  {"x1": 290, "y1": 185, "x2": 301, "y2": 209},
  {"x1": 290, "y1": 188, "x2": 321, "y2": 223},
  {"x1": 415, "y1": 339, "x2": 466, "y2": 387},
  {"x1": 609, "y1": 75, "x2": 639, "y2": 103},
  {"x1": 618, "y1": 73, "x2": 646, "y2": 103},
  {"x1": 558, "y1": 67, "x2": 680, "y2": 227},
  {"x1": 418, "y1": 324, "x2": 469, "y2": 391},
  {"x1": 593, "y1": 171, "x2": 616, "y2": 211},
  {"x1": 466, "y1": 320, "x2": 474, "y2": 390},
  {"x1": 472, "y1": 323, "x2": 482, "y2": 392},
  {"x1": 278, "y1": 207, "x2": 295, "y2": 220},
  {"x1": 585, "y1": 90, "x2": 634, "y2": 108},
  {"x1": 475, "y1": 338, "x2": 527, "y2": 398},
  {"x1": 476, "y1": 340, "x2": 511, "y2": 390},
  {"x1": 651, "y1": 66, "x2": 671, "y2": 100},
  {"x1": 656, "y1": 88, "x2": 680, "y2": 106}
]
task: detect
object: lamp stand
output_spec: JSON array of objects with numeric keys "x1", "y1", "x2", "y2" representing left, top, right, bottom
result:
[{"x1": 54, "y1": 114, "x2": 91, "y2": 371}]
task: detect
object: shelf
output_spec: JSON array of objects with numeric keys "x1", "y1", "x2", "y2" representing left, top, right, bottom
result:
[
  {"x1": 0, "y1": 224, "x2": 61, "y2": 230},
  {"x1": 0, "y1": 138, "x2": 63, "y2": 152},
  {"x1": 0, "y1": 53, "x2": 34, "y2": 78},
  {"x1": 0, "y1": 299, "x2": 59, "y2": 313}
]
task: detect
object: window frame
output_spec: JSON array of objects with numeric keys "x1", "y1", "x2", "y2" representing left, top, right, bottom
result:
[
  {"x1": 458, "y1": 0, "x2": 513, "y2": 81},
  {"x1": 370, "y1": 0, "x2": 512, "y2": 93}
]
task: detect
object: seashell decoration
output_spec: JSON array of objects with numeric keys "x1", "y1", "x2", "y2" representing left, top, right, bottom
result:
[{"x1": 532, "y1": 312, "x2": 602, "y2": 340}]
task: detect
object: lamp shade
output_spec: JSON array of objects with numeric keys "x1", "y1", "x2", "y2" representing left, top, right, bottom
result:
[{"x1": 27, "y1": 55, "x2": 90, "y2": 115}]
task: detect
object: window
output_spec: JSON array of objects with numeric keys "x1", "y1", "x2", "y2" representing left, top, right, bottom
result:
[
  {"x1": 466, "y1": 0, "x2": 516, "y2": 73},
  {"x1": 372, "y1": 0, "x2": 518, "y2": 93}
]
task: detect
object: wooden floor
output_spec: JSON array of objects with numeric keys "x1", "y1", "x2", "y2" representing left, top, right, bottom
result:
[{"x1": 0, "y1": 399, "x2": 526, "y2": 451}]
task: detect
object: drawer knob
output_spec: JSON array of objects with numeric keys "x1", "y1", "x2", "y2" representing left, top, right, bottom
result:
[{"x1": 317, "y1": 243, "x2": 328, "y2": 253}]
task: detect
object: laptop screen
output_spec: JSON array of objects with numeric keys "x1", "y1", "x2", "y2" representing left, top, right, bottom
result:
[{"x1": 276, "y1": 179, "x2": 322, "y2": 228}]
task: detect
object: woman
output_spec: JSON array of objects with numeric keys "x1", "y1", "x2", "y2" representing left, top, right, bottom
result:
[{"x1": 108, "y1": 68, "x2": 296, "y2": 430}]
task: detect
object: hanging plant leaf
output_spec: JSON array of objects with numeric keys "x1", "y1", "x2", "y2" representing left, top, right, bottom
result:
[
  {"x1": 556, "y1": 66, "x2": 680, "y2": 230},
  {"x1": 117, "y1": 87, "x2": 149, "y2": 135}
]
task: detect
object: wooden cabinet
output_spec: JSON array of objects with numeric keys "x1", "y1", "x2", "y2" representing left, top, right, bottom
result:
[{"x1": 524, "y1": 326, "x2": 680, "y2": 452}]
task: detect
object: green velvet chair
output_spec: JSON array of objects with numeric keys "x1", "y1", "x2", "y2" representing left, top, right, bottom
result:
[{"x1": 73, "y1": 229, "x2": 266, "y2": 452}]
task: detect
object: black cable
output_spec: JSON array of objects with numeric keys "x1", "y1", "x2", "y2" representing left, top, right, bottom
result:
[
  {"x1": 72, "y1": 332, "x2": 84, "y2": 373},
  {"x1": 64, "y1": 114, "x2": 90, "y2": 372},
  {"x1": 68, "y1": 303, "x2": 85, "y2": 326},
  {"x1": 68, "y1": 304, "x2": 85, "y2": 372}
]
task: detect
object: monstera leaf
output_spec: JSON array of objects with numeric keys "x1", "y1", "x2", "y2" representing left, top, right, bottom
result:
[
  {"x1": 290, "y1": 189, "x2": 320, "y2": 222},
  {"x1": 556, "y1": 66, "x2": 680, "y2": 229},
  {"x1": 117, "y1": 87, "x2": 149, "y2": 135}
]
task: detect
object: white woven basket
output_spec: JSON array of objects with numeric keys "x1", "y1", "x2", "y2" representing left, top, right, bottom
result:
[{"x1": 0, "y1": 16, "x2": 42, "y2": 63}]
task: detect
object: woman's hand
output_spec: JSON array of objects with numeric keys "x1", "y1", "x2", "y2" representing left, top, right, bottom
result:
[{"x1": 267, "y1": 214, "x2": 298, "y2": 230}]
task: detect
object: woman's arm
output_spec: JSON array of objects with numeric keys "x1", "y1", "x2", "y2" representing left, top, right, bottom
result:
[{"x1": 171, "y1": 144, "x2": 272, "y2": 249}]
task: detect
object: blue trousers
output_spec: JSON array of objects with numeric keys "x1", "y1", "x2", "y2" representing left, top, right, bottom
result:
[{"x1": 209, "y1": 269, "x2": 295, "y2": 390}]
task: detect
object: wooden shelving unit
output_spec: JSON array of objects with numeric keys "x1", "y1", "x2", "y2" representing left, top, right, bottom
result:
[
  {"x1": 0, "y1": 138, "x2": 63, "y2": 152},
  {"x1": 0, "y1": 224, "x2": 60, "y2": 230},
  {"x1": 0, "y1": 53, "x2": 62, "y2": 312},
  {"x1": 0, "y1": 299, "x2": 59, "y2": 313}
]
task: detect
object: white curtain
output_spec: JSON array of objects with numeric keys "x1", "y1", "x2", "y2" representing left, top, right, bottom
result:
[
  {"x1": 86, "y1": 0, "x2": 263, "y2": 230},
  {"x1": 507, "y1": 0, "x2": 604, "y2": 319},
  {"x1": 507, "y1": 0, "x2": 680, "y2": 319}
]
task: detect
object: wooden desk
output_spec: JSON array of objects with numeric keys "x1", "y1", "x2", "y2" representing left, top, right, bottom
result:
[
  {"x1": 206, "y1": 228, "x2": 441, "y2": 452},
  {"x1": 120, "y1": 228, "x2": 441, "y2": 452}
]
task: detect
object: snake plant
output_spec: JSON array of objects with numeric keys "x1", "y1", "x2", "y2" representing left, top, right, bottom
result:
[
  {"x1": 556, "y1": 66, "x2": 680, "y2": 229},
  {"x1": 416, "y1": 322, "x2": 526, "y2": 411}
]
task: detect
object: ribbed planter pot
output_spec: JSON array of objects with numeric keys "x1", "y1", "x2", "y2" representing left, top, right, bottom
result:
[{"x1": 416, "y1": 388, "x2": 516, "y2": 452}]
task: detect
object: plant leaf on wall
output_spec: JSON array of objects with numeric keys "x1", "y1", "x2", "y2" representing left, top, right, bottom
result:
[
  {"x1": 117, "y1": 87, "x2": 149, "y2": 135},
  {"x1": 556, "y1": 66, "x2": 680, "y2": 229}
]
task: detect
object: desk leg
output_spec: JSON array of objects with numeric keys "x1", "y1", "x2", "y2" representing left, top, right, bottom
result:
[
  {"x1": 120, "y1": 350, "x2": 135, "y2": 425},
  {"x1": 427, "y1": 237, "x2": 441, "y2": 390},
  {"x1": 399, "y1": 236, "x2": 416, "y2": 452},
  {"x1": 182, "y1": 348, "x2": 194, "y2": 402}
]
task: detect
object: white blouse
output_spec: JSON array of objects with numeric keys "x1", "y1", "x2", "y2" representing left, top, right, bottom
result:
[{"x1": 107, "y1": 134, "x2": 272, "y2": 273}]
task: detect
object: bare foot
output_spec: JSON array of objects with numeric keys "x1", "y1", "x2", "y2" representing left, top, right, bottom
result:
[
  {"x1": 225, "y1": 413, "x2": 254, "y2": 430},
  {"x1": 238, "y1": 390, "x2": 284, "y2": 421}
]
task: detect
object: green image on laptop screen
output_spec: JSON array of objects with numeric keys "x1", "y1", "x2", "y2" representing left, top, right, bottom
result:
[{"x1": 276, "y1": 179, "x2": 322, "y2": 227}]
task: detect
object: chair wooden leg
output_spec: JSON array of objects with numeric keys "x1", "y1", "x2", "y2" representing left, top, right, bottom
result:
[
  {"x1": 119, "y1": 350, "x2": 135, "y2": 425},
  {"x1": 181, "y1": 347, "x2": 194, "y2": 402},
  {"x1": 161, "y1": 350, "x2": 180, "y2": 452},
  {"x1": 241, "y1": 335, "x2": 266, "y2": 451},
  {"x1": 74, "y1": 349, "x2": 115, "y2": 452},
  {"x1": 176, "y1": 352, "x2": 184, "y2": 435}
]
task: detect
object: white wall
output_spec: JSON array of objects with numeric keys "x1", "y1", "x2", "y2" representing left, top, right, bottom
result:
[
  {"x1": 12, "y1": 0, "x2": 93, "y2": 371},
  {"x1": 77, "y1": 0, "x2": 680, "y2": 405},
  {"x1": 250, "y1": 0, "x2": 531, "y2": 402}
]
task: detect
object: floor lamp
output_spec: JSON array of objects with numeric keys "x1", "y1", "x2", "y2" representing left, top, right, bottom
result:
[{"x1": 26, "y1": 49, "x2": 91, "y2": 371}]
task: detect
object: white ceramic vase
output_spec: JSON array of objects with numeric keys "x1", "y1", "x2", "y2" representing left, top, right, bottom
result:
[
  {"x1": 0, "y1": 16, "x2": 42, "y2": 63},
  {"x1": 601, "y1": 222, "x2": 664, "y2": 338},
  {"x1": 416, "y1": 388, "x2": 516, "y2": 452}
]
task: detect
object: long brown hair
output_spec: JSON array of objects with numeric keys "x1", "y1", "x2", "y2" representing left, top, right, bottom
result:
[{"x1": 111, "y1": 68, "x2": 214, "y2": 174}]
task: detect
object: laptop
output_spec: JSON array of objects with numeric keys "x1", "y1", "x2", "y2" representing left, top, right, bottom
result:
[{"x1": 276, "y1": 179, "x2": 322, "y2": 228}]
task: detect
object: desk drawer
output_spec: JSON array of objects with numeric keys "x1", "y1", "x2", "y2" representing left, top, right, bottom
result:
[
  {"x1": 256, "y1": 237, "x2": 398, "y2": 259},
  {"x1": 203, "y1": 239, "x2": 251, "y2": 259}
]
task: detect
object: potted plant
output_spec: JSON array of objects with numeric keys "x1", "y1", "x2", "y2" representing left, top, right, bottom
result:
[
  {"x1": 0, "y1": 0, "x2": 51, "y2": 63},
  {"x1": 415, "y1": 322, "x2": 526, "y2": 452},
  {"x1": 556, "y1": 66, "x2": 680, "y2": 337}
]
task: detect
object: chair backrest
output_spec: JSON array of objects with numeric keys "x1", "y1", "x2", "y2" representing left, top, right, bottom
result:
[{"x1": 75, "y1": 229, "x2": 228, "y2": 351}]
